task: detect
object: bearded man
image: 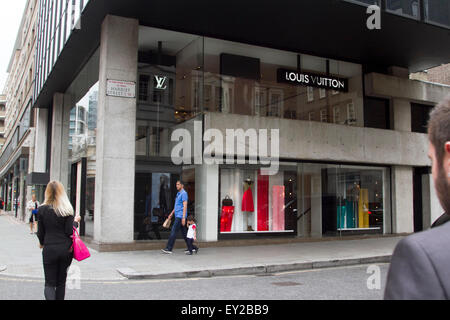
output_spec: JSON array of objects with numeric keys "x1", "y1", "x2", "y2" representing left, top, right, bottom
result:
[{"x1": 385, "y1": 96, "x2": 450, "y2": 300}]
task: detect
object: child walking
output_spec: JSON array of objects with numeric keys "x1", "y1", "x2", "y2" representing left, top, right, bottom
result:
[{"x1": 185, "y1": 215, "x2": 199, "y2": 255}]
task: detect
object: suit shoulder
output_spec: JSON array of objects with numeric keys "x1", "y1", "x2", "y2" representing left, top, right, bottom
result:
[{"x1": 404, "y1": 222, "x2": 450, "y2": 252}]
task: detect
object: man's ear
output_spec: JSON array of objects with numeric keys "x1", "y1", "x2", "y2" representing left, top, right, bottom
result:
[{"x1": 445, "y1": 142, "x2": 450, "y2": 177}]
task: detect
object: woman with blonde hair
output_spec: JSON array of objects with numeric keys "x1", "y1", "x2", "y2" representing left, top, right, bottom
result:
[{"x1": 36, "y1": 181, "x2": 81, "y2": 300}]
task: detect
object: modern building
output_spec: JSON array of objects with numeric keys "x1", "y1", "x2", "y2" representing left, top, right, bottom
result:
[
  {"x1": 0, "y1": 95, "x2": 6, "y2": 149},
  {"x1": 19, "y1": 0, "x2": 450, "y2": 249},
  {"x1": 0, "y1": 0, "x2": 39, "y2": 218}
]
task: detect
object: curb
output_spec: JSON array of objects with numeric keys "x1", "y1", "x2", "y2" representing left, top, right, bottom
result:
[{"x1": 117, "y1": 255, "x2": 392, "y2": 280}]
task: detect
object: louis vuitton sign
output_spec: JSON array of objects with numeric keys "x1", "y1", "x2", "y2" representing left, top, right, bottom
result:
[{"x1": 277, "y1": 69, "x2": 348, "y2": 92}]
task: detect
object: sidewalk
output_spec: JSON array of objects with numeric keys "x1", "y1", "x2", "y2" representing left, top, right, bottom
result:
[{"x1": 0, "y1": 213, "x2": 402, "y2": 281}]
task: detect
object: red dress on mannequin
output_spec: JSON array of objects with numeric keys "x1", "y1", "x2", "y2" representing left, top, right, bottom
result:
[{"x1": 242, "y1": 188, "x2": 254, "y2": 212}]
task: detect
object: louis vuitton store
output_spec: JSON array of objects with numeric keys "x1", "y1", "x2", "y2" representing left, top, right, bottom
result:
[
  {"x1": 32, "y1": 0, "x2": 450, "y2": 249},
  {"x1": 129, "y1": 24, "x2": 396, "y2": 243}
]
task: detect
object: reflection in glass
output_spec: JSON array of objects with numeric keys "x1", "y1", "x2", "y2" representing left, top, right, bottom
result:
[
  {"x1": 424, "y1": 0, "x2": 450, "y2": 27},
  {"x1": 203, "y1": 37, "x2": 364, "y2": 127},
  {"x1": 386, "y1": 0, "x2": 420, "y2": 19}
]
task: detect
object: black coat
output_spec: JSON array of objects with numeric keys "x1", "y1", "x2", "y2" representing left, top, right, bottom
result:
[{"x1": 37, "y1": 205, "x2": 78, "y2": 247}]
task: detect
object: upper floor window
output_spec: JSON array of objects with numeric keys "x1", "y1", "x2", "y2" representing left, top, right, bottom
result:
[{"x1": 386, "y1": 0, "x2": 420, "y2": 19}]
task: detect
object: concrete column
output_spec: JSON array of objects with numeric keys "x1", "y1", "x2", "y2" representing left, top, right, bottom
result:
[
  {"x1": 94, "y1": 15, "x2": 138, "y2": 244},
  {"x1": 422, "y1": 174, "x2": 444, "y2": 229},
  {"x1": 195, "y1": 164, "x2": 219, "y2": 242},
  {"x1": 391, "y1": 166, "x2": 414, "y2": 233},
  {"x1": 392, "y1": 98, "x2": 412, "y2": 132},
  {"x1": 34, "y1": 108, "x2": 48, "y2": 173},
  {"x1": 49, "y1": 93, "x2": 71, "y2": 189}
]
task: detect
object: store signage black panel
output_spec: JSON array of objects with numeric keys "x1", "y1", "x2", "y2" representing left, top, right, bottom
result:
[
  {"x1": 221, "y1": 53, "x2": 261, "y2": 81},
  {"x1": 277, "y1": 68, "x2": 348, "y2": 92}
]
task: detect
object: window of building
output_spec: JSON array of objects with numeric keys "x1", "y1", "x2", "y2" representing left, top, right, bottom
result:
[
  {"x1": 320, "y1": 109, "x2": 328, "y2": 122},
  {"x1": 411, "y1": 103, "x2": 432, "y2": 133},
  {"x1": 424, "y1": 0, "x2": 450, "y2": 28},
  {"x1": 364, "y1": 97, "x2": 391, "y2": 130},
  {"x1": 307, "y1": 87, "x2": 314, "y2": 102},
  {"x1": 386, "y1": 0, "x2": 420, "y2": 19},
  {"x1": 319, "y1": 88, "x2": 327, "y2": 99},
  {"x1": 333, "y1": 106, "x2": 341, "y2": 124}
]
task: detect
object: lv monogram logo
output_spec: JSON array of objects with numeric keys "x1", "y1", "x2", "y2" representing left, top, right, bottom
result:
[{"x1": 155, "y1": 75, "x2": 168, "y2": 90}]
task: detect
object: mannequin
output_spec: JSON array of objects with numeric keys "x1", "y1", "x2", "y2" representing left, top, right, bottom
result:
[
  {"x1": 220, "y1": 195, "x2": 234, "y2": 232},
  {"x1": 242, "y1": 177, "x2": 255, "y2": 231}
]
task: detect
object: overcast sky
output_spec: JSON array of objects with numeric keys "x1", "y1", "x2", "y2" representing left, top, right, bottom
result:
[{"x1": 0, "y1": 0, "x2": 27, "y2": 94}]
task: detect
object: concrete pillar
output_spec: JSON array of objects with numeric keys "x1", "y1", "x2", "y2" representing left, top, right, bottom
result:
[
  {"x1": 94, "y1": 15, "x2": 138, "y2": 244},
  {"x1": 422, "y1": 173, "x2": 444, "y2": 229},
  {"x1": 195, "y1": 164, "x2": 219, "y2": 242},
  {"x1": 34, "y1": 108, "x2": 48, "y2": 173},
  {"x1": 392, "y1": 98, "x2": 412, "y2": 132},
  {"x1": 50, "y1": 93, "x2": 71, "y2": 189},
  {"x1": 391, "y1": 166, "x2": 414, "y2": 233}
]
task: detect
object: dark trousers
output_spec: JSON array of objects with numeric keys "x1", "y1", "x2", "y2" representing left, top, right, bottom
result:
[
  {"x1": 187, "y1": 238, "x2": 198, "y2": 253},
  {"x1": 42, "y1": 243, "x2": 73, "y2": 300},
  {"x1": 166, "y1": 217, "x2": 188, "y2": 251}
]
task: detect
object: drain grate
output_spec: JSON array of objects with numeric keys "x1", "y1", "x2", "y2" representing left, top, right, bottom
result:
[{"x1": 271, "y1": 281, "x2": 302, "y2": 287}]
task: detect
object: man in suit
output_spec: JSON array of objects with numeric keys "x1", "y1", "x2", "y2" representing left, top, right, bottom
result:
[{"x1": 384, "y1": 96, "x2": 450, "y2": 300}]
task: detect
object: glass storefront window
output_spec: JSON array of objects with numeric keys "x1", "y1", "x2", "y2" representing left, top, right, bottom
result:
[
  {"x1": 65, "y1": 48, "x2": 99, "y2": 237},
  {"x1": 134, "y1": 167, "x2": 195, "y2": 241},
  {"x1": 219, "y1": 165, "x2": 298, "y2": 234},
  {"x1": 219, "y1": 163, "x2": 390, "y2": 237},
  {"x1": 203, "y1": 37, "x2": 364, "y2": 127},
  {"x1": 135, "y1": 27, "x2": 203, "y2": 240}
]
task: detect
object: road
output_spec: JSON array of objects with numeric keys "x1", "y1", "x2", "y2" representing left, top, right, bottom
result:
[{"x1": 0, "y1": 263, "x2": 389, "y2": 300}]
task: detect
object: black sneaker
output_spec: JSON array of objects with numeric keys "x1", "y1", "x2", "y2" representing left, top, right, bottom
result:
[
  {"x1": 185, "y1": 251, "x2": 193, "y2": 255},
  {"x1": 161, "y1": 249, "x2": 173, "y2": 254},
  {"x1": 184, "y1": 249, "x2": 197, "y2": 253}
]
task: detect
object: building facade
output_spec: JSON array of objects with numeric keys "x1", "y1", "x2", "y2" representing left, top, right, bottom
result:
[
  {"x1": 0, "y1": 95, "x2": 6, "y2": 149},
  {"x1": 411, "y1": 64, "x2": 450, "y2": 86},
  {"x1": 0, "y1": 0, "x2": 39, "y2": 219},
  {"x1": 6, "y1": 0, "x2": 450, "y2": 249}
]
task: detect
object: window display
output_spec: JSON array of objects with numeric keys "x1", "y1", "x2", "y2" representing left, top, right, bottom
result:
[
  {"x1": 220, "y1": 164, "x2": 388, "y2": 237},
  {"x1": 220, "y1": 167, "x2": 294, "y2": 234}
]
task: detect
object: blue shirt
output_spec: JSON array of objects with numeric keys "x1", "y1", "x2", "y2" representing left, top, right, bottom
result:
[{"x1": 174, "y1": 189, "x2": 188, "y2": 219}]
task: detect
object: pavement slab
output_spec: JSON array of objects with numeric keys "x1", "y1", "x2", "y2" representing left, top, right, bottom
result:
[{"x1": 0, "y1": 213, "x2": 402, "y2": 281}]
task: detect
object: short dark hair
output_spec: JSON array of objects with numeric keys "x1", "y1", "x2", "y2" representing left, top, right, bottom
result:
[
  {"x1": 428, "y1": 96, "x2": 450, "y2": 166},
  {"x1": 187, "y1": 215, "x2": 195, "y2": 222},
  {"x1": 177, "y1": 180, "x2": 184, "y2": 185}
]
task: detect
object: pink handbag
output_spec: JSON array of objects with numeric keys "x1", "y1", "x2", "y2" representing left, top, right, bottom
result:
[{"x1": 72, "y1": 227, "x2": 91, "y2": 262}]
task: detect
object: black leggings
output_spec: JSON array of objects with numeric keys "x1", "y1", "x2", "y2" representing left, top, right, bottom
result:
[{"x1": 42, "y1": 244, "x2": 73, "y2": 300}]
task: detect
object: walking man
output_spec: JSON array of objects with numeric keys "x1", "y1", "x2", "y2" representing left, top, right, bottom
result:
[{"x1": 161, "y1": 180, "x2": 189, "y2": 254}]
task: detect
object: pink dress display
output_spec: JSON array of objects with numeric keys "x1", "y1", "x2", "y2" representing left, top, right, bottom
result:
[{"x1": 272, "y1": 186, "x2": 285, "y2": 231}]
